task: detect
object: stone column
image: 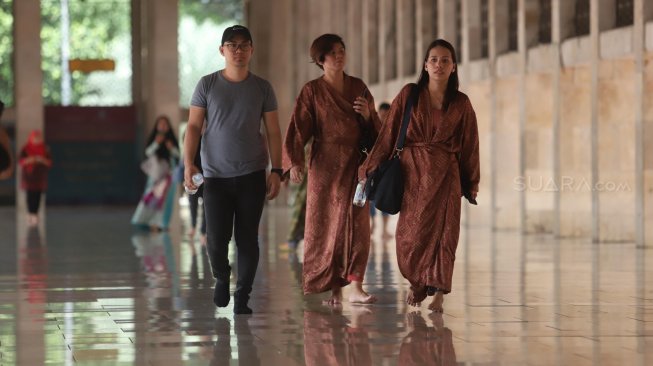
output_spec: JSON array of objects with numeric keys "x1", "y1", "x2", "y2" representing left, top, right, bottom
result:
[
  {"x1": 438, "y1": 0, "x2": 458, "y2": 44},
  {"x1": 362, "y1": 0, "x2": 380, "y2": 84},
  {"x1": 488, "y1": 0, "x2": 498, "y2": 229},
  {"x1": 397, "y1": 0, "x2": 416, "y2": 78},
  {"x1": 14, "y1": 6, "x2": 47, "y2": 363},
  {"x1": 135, "y1": 0, "x2": 180, "y2": 134},
  {"x1": 347, "y1": 0, "x2": 363, "y2": 78},
  {"x1": 634, "y1": 0, "x2": 650, "y2": 247},
  {"x1": 518, "y1": 0, "x2": 526, "y2": 232},
  {"x1": 416, "y1": 0, "x2": 437, "y2": 72},
  {"x1": 552, "y1": 0, "x2": 563, "y2": 237},
  {"x1": 14, "y1": 0, "x2": 44, "y2": 222},
  {"x1": 590, "y1": 0, "x2": 600, "y2": 242}
]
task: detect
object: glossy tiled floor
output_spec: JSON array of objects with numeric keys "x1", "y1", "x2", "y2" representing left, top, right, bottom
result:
[{"x1": 0, "y1": 201, "x2": 651, "y2": 365}]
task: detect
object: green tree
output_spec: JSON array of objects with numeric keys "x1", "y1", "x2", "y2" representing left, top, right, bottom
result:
[
  {"x1": 0, "y1": 0, "x2": 14, "y2": 106},
  {"x1": 178, "y1": 0, "x2": 242, "y2": 107},
  {"x1": 180, "y1": 0, "x2": 242, "y2": 24},
  {"x1": 40, "y1": 0, "x2": 131, "y2": 105}
]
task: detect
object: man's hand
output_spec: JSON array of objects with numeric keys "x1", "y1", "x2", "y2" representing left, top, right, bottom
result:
[
  {"x1": 184, "y1": 164, "x2": 201, "y2": 191},
  {"x1": 266, "y1": 172, "x2": 281, "y2": 200}
]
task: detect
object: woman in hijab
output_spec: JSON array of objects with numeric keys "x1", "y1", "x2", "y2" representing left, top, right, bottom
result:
[{"x1": 19, "y1": 129, "x2": 52, "y2": 225}]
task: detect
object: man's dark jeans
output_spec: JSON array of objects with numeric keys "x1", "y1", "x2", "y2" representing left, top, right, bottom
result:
[{"x1": 203, "y1": 170, "x2": 266, "y2": 302}]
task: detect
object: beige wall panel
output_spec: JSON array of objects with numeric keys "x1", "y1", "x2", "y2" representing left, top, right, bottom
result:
[
  {"x1": 597, "y1": 59, "x2": 637, "y2": 242},
  {"x1": 559, "y1": 66, "x2": 592, "y2": 237},
  {"x1": 464, "y1": 81, "x2": 492, "y2": 227},
  {"x1": 525, "y1": 73, "x2": 554, "y2": 233},
  {"x1": 494, "y1": 77, "x2": 521, "y2": 229}
]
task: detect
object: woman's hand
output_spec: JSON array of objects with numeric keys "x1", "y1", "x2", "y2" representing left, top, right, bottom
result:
[
  {"x1": 290, "y1": 166, "x2": 304, "y2": 184},
  {"x1": 155, "y1": 134, "x2": 165, "y2": 144},
  {"x1": 354, "y1": 96, "x2": 370, "y2": 121}
]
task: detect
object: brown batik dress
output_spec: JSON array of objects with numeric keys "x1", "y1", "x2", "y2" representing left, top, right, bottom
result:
[
  {"x1": 360, "y1": 84, "x2": 480, "y2": 296},
  {"x1": 283, "y1": 74, "x2": 381, "y2": 294}
]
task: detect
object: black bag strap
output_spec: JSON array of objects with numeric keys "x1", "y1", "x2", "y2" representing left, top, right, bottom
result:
[{"x1": 394, "y1": 84, "x2": 419, "y2": 157}]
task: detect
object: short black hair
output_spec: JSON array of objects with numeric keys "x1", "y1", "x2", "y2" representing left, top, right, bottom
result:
[{"x1": 310, "y1": 34, "x2": 345, "y2": 70}]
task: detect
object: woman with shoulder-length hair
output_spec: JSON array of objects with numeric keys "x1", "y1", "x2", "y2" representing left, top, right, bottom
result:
[
  {"x1": 283, "y1": 34, "x2": 382, "y2": 305},
  {"x1": 359, "y1": 39, "x2": 480, "y2": 312}
]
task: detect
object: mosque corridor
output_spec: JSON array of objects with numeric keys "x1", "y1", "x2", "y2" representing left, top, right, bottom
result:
[{"x1": 0, "y1": 202, "x2": 651, "y2": 365}]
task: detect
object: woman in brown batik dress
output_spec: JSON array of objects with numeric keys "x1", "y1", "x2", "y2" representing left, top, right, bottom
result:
[
  {"x1": 283, "y1": 34, "x2": 381, "y2": 305},
  {"x1": 359, "y1": 39, "x2": 480, "y2": 312}
]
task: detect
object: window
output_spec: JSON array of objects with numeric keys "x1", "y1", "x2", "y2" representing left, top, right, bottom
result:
[
  {"x1": 615, "y1": 0, "x2": 634, "y2": 27},
  {"x1": 574, "y1": 0, "x2": 590, "y2": 36},
  {"x1": 508, "y1": 0, "x2": 518, "y2": 51},
  {"x1": 481, "y1": 0, "x2": 489, "y2": 57},
  {"x1": 539, "y1": 0, "x2": 552, "y2": 43}
]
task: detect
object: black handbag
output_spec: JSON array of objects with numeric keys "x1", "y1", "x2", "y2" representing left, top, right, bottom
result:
[{"x1": 365, "y1": 84, "x2": 419, "y2": 214}]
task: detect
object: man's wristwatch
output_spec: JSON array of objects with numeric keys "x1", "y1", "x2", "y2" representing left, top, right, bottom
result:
[{"x1": 270, "y1": 168, "x2": 284, "y2": 178}]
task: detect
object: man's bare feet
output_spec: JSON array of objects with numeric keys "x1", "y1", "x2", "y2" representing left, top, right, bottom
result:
[
  {"x1": 428, "y1": 291, "x2": 444, "y2": 313},
  {"x1": 348, "y1": 281, "x2": 377, "y2": 304},
  {"x1": 323, "y1": 286, "x2": 343, "y2": 306},
  {"x1": 199, "y1": 234, "x2": 207, "y2": 246},
  {"x1": 188, "y1": 227, "x2": 196, "y2": 239},
  {"x1": 406, "y1": 287, "x2": 427, "y2": 307}
]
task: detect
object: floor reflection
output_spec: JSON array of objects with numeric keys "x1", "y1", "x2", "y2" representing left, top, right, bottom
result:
[
  {"x1": 303, "y1": 308, "x2": 373, "y2": 366},
  {"x1": 211, "y1": 317, "x2": 261, "y2": 366},
  {"x1": 0, "y1": 205, "x2": 650, "y2": 366},
  {"x1": 399, "y1": 312, "x2": 456, "y2": 366}
]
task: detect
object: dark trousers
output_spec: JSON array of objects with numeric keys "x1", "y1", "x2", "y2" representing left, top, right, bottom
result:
[
  {"x1": 203, "y1": 170, "x2": 266, "y2": 301},
  {"x1": 188, "y1": 185, "x2": 206, "y2": 234},
  {"x1": 27, "y1": 190, "x2": 42, "y2": 214}
]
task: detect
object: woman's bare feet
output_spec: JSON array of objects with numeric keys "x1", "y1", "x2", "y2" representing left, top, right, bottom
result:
[
  {"x1": 406, "y1": 287, "x2": 427, "y2": 307},
  {"x1": 348, "y1": 281, "x2": 377, "y2": 304},
  {"x1": 428, "y1": 291, "x2": 444, "y2": 313},
  {"x1": 323, "y1": 286, "x2": 343, "y2": 306}
]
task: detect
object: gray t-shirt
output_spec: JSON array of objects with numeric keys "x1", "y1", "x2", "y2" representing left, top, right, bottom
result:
[{"x1": 190, "y1": 71, "x2": 277, "y2": 178}]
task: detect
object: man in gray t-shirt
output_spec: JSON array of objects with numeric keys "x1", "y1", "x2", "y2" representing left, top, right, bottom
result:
[{"x1": 183, "y1": 25, "x2": 282, "y2": 315}]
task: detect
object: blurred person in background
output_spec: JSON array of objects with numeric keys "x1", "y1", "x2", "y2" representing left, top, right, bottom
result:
[
  {"x1": 19, "y1": 129, "x2": 52, "y2": 226},
  {"x1": 0, "y1": 100, "x2": 13, "y2": 180},
  {"x1": 132, "y1": 115, "x2": 180, "y2": 232}
]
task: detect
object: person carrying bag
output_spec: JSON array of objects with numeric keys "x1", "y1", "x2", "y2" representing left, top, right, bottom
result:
[{"x1": 364, "y1": 84, "x2": 419, "y2": 214}]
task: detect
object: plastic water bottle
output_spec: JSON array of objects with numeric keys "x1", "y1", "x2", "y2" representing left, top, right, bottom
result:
[
  {"x1": 352, "y1": 180, "x2": 367, "y2": 207},
  {"x1": 185, "y1": 173, "x2": 204, "y2": 195}
]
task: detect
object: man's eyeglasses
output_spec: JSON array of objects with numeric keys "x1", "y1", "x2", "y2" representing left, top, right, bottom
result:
[{"x1": 224, "y1": 42, "x2": 252, "y2": 52}]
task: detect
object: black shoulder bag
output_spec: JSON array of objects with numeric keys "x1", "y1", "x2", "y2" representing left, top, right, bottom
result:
[{"x1": 364, "y1": 84, "x2": 419, "y2": 214}]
